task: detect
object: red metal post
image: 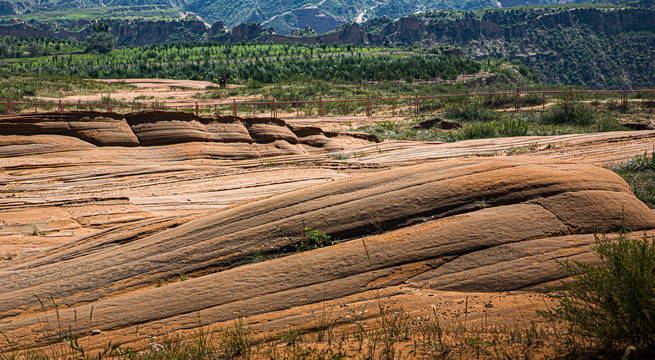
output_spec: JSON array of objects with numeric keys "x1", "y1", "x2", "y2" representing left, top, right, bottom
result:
[
  {"x1": 367, "y1": 96, "x2": 372, "y2": 117},
  {"x1": 296, "y1": 101, "x2": 299, "y2": 116},
  {"x1": 34, "y1": 103, "x2": 38, "y2": 114},
  {"x1": 195, "y1": 102, "x2": 199, "y2": 117},
  {"x1": 107, "y1": 102, "x2": 112, "y2": 113},
  {"x1": 7, "y1": 98, "x2": 11, "y2": 114},
  {"x1": 153, "y1": 102, "x2": 157, "y2": 111},
  {"x1": 343, "y1": 100, "x2": 346, "y2": 116},
  {"x1": 59, "y1": 100, "x2": 63, "y2": 112},
  {"x1": 253, "y1": 103, "x2": 256, "y2": 116},
  {"x1": 392, "y1": 99, "x2": 395, "y2": 117},
  {"x1": 414, "y1": 95, "x2": 418, "y2": 117}
]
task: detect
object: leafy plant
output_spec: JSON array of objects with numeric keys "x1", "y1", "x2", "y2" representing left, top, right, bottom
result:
[
  {"x1": 542, "y1": 227, "x2": 655, "y2": 354},
  {"x1": 289, "y1": 225, "x2": 333, "y2": 252}
]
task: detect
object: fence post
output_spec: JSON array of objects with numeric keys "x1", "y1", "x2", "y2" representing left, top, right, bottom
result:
[
  {"x1": 414, "y1": 95, "x2": 418, "y2": 117},
  {"x1": 152, "y1": 102, "x2": 157, "y2": 111},
  {"x1": 195, "y1": 102, "x2": 199, "y2": 117},
  {"x1": 59, "y1": 100, "x2": 63, "y2": 112},
  {"x1": 319, "y1": 97, "x2": 323, "y2": 117},
  {"x1": 392, "y1": 99, "x2": 395, "y2": 117},
  {"x1": 214, "y1": 105, "x2": 217, "y2": 116},
  {"x1": 343, "y1": 100, "x2": 346, "y2": 116},
  {"x1": 296, "y1": 101, "x2": 299, "y2": 116},
  {"x1": 233, "y1": 99, "x2": 237, "y2": 117},
  {"x1": 272, "y1": 98, "x2": 277, "y2": 118},
  {"x1": 7, "y1": 98, "x2": 11, "y2": 114},
  {"x1": 107, "y1": 101, "x2": 112, "y2": 113},
  {"x1": 253, "y1": 103, "x2": 256, "y2": 117}
]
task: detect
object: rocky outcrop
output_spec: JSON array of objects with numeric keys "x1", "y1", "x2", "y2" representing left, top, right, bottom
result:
[
  {"x1": 0, "y1": 17, "x2": 208, "y2": 46},
  {"x1": 229, "y1": 22, "x2": 267, "y2": 42},
  {"x1": 206, "y1": 19, "x2": 229, "y2": 41},
  {"x1": 109, "y1": 18, "x2": 208, "y2": 47},
  {"x1": 0, "y1": 112, "x2": 138, "y2": 146},
  {"x1": 0, "y1": 111, "x2": 355, "y2": 157},
  {"x1": 0, "y1": 19, "x2": 83, "y2": 41},
  {"x1": 1, "y1": 156, "x2": 654, "y2": 345}
]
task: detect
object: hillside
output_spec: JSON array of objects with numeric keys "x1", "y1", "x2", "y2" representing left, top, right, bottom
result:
[
  {"x1": 260, "y1": 5, "x2": 655, "y2": 87},
  {"x1": 0, "y1": 0, "x2": 638, "y2": 34}
]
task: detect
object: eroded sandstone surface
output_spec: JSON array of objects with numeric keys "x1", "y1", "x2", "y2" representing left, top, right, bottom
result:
[{"x1": 1, "y1": 111, "x2": 655, "y2": 350}]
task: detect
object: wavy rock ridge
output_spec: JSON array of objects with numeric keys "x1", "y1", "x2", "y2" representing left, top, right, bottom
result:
[
  {"x1": 1, "y1": 156, "x2": 654, "y2": 346},
  {"x1": 0, "y1": 111, "x2": 357, "y2": 158}
]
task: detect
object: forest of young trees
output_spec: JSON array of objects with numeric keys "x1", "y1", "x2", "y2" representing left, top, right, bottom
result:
[{"x1": 1, "y1": 40, "x2": 484, "y2": 83}]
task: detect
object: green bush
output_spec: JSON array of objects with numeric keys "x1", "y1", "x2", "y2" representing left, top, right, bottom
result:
[
  {"x1": 544, "y1": 227, "x2": 655, "y2": 354},
  {"x1": 444, "y1": 103, "x2": 501, "y2": 122},
  {"x1": 540, "y1": 95, "x2": 596, "y2": 126}
]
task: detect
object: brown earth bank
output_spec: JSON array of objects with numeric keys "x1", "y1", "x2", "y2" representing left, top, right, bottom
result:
[{"x1": 1, "y1": 111, "x2": 655, "y2": 354}]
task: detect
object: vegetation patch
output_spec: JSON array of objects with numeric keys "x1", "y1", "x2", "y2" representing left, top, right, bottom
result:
[
  {"x1": 610, "y1": 150, "x2": 655, "y2": 208},
  {"x1": 542, "y1": 227, "x2": 655, "y2": 357}
]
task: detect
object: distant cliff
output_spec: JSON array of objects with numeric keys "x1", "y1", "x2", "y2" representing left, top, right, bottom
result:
[
  {"x1": 257, "y1": 7, "x2": 655, "y2": 87},
  {"x1": 0, "y1": 17, "x2": 208, "y2": 46}
]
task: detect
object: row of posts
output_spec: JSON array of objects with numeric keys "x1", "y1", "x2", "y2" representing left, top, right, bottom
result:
[{"x1": 3, "y1": 89, "x2": 651, "y2": 116}]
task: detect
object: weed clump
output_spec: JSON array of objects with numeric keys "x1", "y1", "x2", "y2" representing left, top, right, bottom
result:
[{"x1": 542, "y1": 227, "x2": 655, "y2": 355}]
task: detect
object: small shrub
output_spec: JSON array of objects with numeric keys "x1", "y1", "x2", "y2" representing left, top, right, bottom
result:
[
  {"x1": 542, "y1": 227, "x2": 655, "y2": 354},
  {"x1": 499, "y1": 117, "x2": 529, "y2": 137},
  {"x1": 444, "y1": 103, "x2": 501, "y2": 122},
  {"x1": 445, "y1": 121, "x2": 498, "y2": 141},
  {"x1": 540, "y1": 95, "x2": 595, "y2": 126},
  {"x1": 291, "y1": 226, "x2": 333, "y2": 252}
]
